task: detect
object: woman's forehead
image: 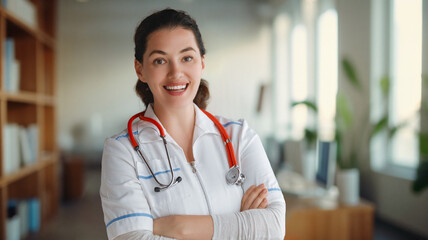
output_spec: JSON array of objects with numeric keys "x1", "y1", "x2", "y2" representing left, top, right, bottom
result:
[{"x1": 145, "y1": 27, "x2": 200, "y2": 55}]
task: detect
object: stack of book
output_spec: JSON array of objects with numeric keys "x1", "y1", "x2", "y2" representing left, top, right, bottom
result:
[
  {"x1": 3, "y1": 124, "x2": 39, "y2": 175},
  {"x1": 2, "y1": 38, "x2": 21, "y2": 93},
  {"x1": 1, "y1": 0, "x2": 37, "y2": 28},
  {"x1": 7, "y1": 198, "x2": 41, "y2": 240}
]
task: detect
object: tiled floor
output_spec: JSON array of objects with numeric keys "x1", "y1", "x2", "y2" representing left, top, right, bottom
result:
[{"x1": 32, "y1": 166, "x2": 427, "y2": 240}]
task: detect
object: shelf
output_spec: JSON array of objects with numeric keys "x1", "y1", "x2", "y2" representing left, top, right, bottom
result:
[
  {"x1": 0, "y1": 162, "x2": 40, "y2": 187},
  {"x1": 0, "y1": 155, "x2": 57, "y2": 189},
  {"x1": 41, "y1": 106, "x2": 56, "y2": 153},
  {"x1": 2, "y1": 9, "x2": 38, "y2": 38},
  {"x1": 1, "y1": 4, "x2": 56, "y2": 44},
  {"x1": 39, "y1": 31, "x2": 56, "y2": 49},
  {"x1": 6, "y1": 101, "x2": 37, "y2": 125},
  {"x1": 0, "y1": 1, "x2": 57, "y2": 238},
  {"x1": 40, "y1": 95, "x2": 56, "y2": 106},
  {"x1": 2, "y1": 91, "x2": 38, "y2": 103}
]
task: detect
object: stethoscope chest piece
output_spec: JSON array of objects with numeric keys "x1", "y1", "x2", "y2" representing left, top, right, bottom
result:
[{"x1": 226, "y1": 165, "x2": 245, "y2": 185}]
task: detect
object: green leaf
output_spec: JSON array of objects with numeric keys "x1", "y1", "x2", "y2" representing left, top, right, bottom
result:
[
  {"x1": 370, "y1": 116, "x2": 388, "y2": 139},
  {"x1": 341, "y1": 58, "x2": 361, "y2": 90},
  {"x1": 291, "y1": 100, "x2": 318, "y2": 113},
  {"x1": 412, "y1": 161, "x2": 428, "y2": 193},
  {"x1": 336, "y1": 94, "x2": 353, "y2": 130},
  {"x1": 423, "y1": 74, "x2": 428, "y2": 85},
  {"x1": 304, "y1": 128, "x2": 318, "y2": 147},
  {"x1": 389, "y1": 121, "x2": 408, "y2": 139},
  {"x1": 335, "y1": 130, "x2": 343, "y2": 168},
  {"x1": 419, "y1": 133, "x2": 428, "y2": 158},
  {"x1": 380, "y1": 75, "x2": 390, "y2": 99}
]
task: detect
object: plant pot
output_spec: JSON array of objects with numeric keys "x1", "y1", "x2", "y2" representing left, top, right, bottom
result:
[{"x1": 336, "y1": 168, "x2": 360, "y2": 205}]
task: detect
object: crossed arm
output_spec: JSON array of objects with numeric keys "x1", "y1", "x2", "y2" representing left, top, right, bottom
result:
[
  {"x1": 115, "y1": 184, "x2": 269, "y2": 240},
  {"x1": 153, "y1": 184, "x2": 269, "y2": 239}
]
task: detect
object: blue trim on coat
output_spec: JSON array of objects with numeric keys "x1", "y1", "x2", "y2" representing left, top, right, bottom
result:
[
  {"x1": 138, "y1": 168, "x2": 181, "y2": 180},
  {"x1": 222, "y1": 121, "x2": 243, "y2": 128},
  {"x1": 268, "y1": 188, "x2": 282, "y2": 192},
  {"x1": 115, "y1": 131, "x2": 139, "y2": 141},
  {"x1": 106, "y1": 213, "x2": 153, "y2": 228}
]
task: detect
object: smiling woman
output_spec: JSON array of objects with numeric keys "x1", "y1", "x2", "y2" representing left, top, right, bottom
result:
[{"x1": 99, "y1": 8, "x2": 285, "y2": 240}]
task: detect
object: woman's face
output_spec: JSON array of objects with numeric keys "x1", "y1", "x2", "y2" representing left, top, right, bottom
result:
[{"x1": 135, "y1": 27, "x2": 205, "y2": 111}]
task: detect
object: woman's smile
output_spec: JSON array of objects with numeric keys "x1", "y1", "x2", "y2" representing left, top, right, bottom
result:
[{"x1": 163, "y1": 82, "x2": 189, "y2": 96}]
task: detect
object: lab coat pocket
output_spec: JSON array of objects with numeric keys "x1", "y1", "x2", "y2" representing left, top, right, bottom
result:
[{"x1": 136, "y1": 159, "x2": 183, "y2": 218}]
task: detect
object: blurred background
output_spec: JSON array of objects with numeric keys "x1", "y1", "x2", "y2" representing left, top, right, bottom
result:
[{"x1": 1, "y1": 0, "x2": 428, "y2": 239}]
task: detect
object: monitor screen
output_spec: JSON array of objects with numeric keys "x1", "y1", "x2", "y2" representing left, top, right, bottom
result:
[{"x1": 315, "y1": 141, "x2": 337, "y2": 188}]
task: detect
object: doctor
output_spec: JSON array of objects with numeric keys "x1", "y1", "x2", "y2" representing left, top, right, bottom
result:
[{"x1": 100, "y1": 8, "x2": 285, "y2": 240}]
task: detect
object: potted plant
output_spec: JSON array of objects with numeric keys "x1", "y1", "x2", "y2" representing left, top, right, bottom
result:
[{"x1": 334, "y1": 58, "x2": 363, "y2": 205}]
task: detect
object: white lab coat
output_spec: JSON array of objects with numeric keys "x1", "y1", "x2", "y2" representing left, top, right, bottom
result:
[{"x1": 100, "y1": 104, "x2": 285, "y2": 239}]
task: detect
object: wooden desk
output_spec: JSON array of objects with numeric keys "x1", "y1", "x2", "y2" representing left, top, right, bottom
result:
[{"x1": 284, "y1": 194, "x2": 374, "y2": 240}]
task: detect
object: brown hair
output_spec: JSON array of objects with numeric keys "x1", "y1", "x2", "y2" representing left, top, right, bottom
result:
[{"x1": 134, "y1": 8, "x2": 209, "y2": 109}]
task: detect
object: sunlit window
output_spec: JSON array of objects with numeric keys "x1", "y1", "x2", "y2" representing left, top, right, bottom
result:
[
  {"x1": 317, "y1": 9, "x2": 338, "y2": 140},
  {"x1": 390, "y1": 0, "x2": 422, "y2": 168},
  {"x1": 273, "y1": 14, "x2": 291, "y2": 138},
  {"x1": 291, "y1": 24, "x2": 308, "y2": 139}
]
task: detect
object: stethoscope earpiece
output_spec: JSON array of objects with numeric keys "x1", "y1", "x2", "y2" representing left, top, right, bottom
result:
[{"x1": 154, "y1": 176, "x2": 182, "y2": 192}]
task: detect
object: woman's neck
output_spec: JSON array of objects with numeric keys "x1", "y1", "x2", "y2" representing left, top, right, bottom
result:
[
  {"x1": 153, "y1": 103, "x2": 196, "y2": 162},
  {"x1": 153, "y1": 103, "x2": 196, "y2": 138}
]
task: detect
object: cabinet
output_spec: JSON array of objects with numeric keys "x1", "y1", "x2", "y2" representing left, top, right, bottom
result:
[
  {"x1": 0, "y1": 0, "x2": 58, "y2": 239},
  {"x1": 284, "y1": 194, "x2": 374, "y2": 240}
]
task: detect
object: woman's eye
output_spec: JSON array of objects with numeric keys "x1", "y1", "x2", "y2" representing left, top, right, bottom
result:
[
  {"x1": 183, "y1": 56, "x2": 193, "y2": 62},
  {"x1": 153, "y1": 59, "x2": 166, "y2": 65}
]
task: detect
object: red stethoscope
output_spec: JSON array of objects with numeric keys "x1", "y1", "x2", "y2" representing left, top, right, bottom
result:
[{"x1": 127, "y1": 109, "x2": 246, "y2": 192}]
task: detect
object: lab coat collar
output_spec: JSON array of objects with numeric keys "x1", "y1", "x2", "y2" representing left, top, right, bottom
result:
[
  {"x1": 193, "y1": 104, "x2": 220, "y2": 139},
  {"x1": 136, "y1": 104, "x2": 172, "y2": 144},
  {"x1": 136, "y1": 104, "x2": 219, "y2": 144}
]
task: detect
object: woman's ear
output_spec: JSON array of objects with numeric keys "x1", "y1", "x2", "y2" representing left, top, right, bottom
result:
[
  {"x1": 134, "y1": 59, "x2": 146, "y2": 82},
  {"x1": 201, "y1": 55, "x2": 205, "y2": 70}
]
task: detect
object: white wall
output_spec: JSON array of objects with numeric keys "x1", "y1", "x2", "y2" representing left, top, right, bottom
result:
[{"x1": 57, "y1": 0, "x2": 272, "y2": 153}]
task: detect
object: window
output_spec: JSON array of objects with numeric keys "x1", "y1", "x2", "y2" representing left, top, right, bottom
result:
[
  {"x1": 371, "y1": 0, "x2": 422, "y2": 173},
  {"x1": 272, "y1": 14, "x2": 292, "y2": 139},
  {"x1": 389, "y1": 0, "x2": 422, "y2": 168},
  {"x1": 317, "y1": 9, "x2": 338, "y2": 140},
  {"x1": 291, "y1": 24, "x2": 308, "y2": 139}
]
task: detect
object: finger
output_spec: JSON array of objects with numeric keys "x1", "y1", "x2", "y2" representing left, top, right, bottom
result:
[
  {"x1": 242, "y1": 185, "x2": 263, "y2": 211},
  {"x1": 242, "y1": 184, "x2": 266, "y2": 210},
  {"x1": 241, "y1": 185, "x2": 256, "y2": 210},
  {"x1": 258, "y1": 198, "x2": 269, "y2": 209},
  {"x1": 241, "y1": 185, "x2": 256, "y2": 205},
  {"x1": 249, "y1": 188, "x2": 268, "y2": 209}
]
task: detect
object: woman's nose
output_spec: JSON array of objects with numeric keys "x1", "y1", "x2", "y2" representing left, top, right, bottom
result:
[{"x1": 168, "y1": 61, "x2": 183, "y2": 79}]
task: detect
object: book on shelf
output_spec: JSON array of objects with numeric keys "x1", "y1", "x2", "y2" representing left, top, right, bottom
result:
[
  {"x1": 18, "y1": 201, "x2": 29, "y2": 238},
  {"x1": 7, "y1": 198, "x2": 41, "y2": 239},
  {"x1": 2, "y1": 38, "x2": 21, "y2": 93},
  {"x1": 3, "y1": 124, "x2": 20, "y2": 175},
  {"x1": 7, "y1": 200, "x2": 20, "y2": 240},
  {"x1": 3, "y1": 124, "x2": 39, "y2": 175},
  {"x1": 2, "y1": 0, "x2": 37, "y2": 28}
]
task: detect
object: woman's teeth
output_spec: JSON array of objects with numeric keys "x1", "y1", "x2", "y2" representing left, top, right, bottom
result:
[{"x1": 164, "y1": 84, "x2": 187, "y2": 91}]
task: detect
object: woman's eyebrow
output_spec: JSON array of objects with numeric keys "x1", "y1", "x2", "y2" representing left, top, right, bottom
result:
[
  {"x1": 148, "y1": 50, "x2": 166, "y2": 57},
  {"x1": 180, "y1": 47, "x2": 196, "y2": 53},
  {"x1": 148, "y1": 47, "x2": 196, "y2": 57}
]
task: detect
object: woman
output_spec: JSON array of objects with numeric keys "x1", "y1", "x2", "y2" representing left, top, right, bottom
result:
[{"x1": 100, "y1": 8, "x2": 285, "y2": 240}]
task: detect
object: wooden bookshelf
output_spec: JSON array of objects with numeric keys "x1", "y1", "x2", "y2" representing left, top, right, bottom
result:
[{"x1": 0, "y1": 0, "x2": 58, "y2": 239}]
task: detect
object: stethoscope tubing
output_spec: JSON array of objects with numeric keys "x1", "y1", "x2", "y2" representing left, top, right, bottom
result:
[{"x1": 127, "y1": 109, "x2": 243, "y2": 191}]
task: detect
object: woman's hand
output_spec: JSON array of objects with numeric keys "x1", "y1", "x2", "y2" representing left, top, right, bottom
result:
[
  {"x1": 153, "y1": 215, "x2": 178, "y2": 238},
  {"x1": 153, "y1": 215, "x2": 213, "y2": 240},
  {"x1": 240, "y1": 184, "x2": 269, "y2": 211}
]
